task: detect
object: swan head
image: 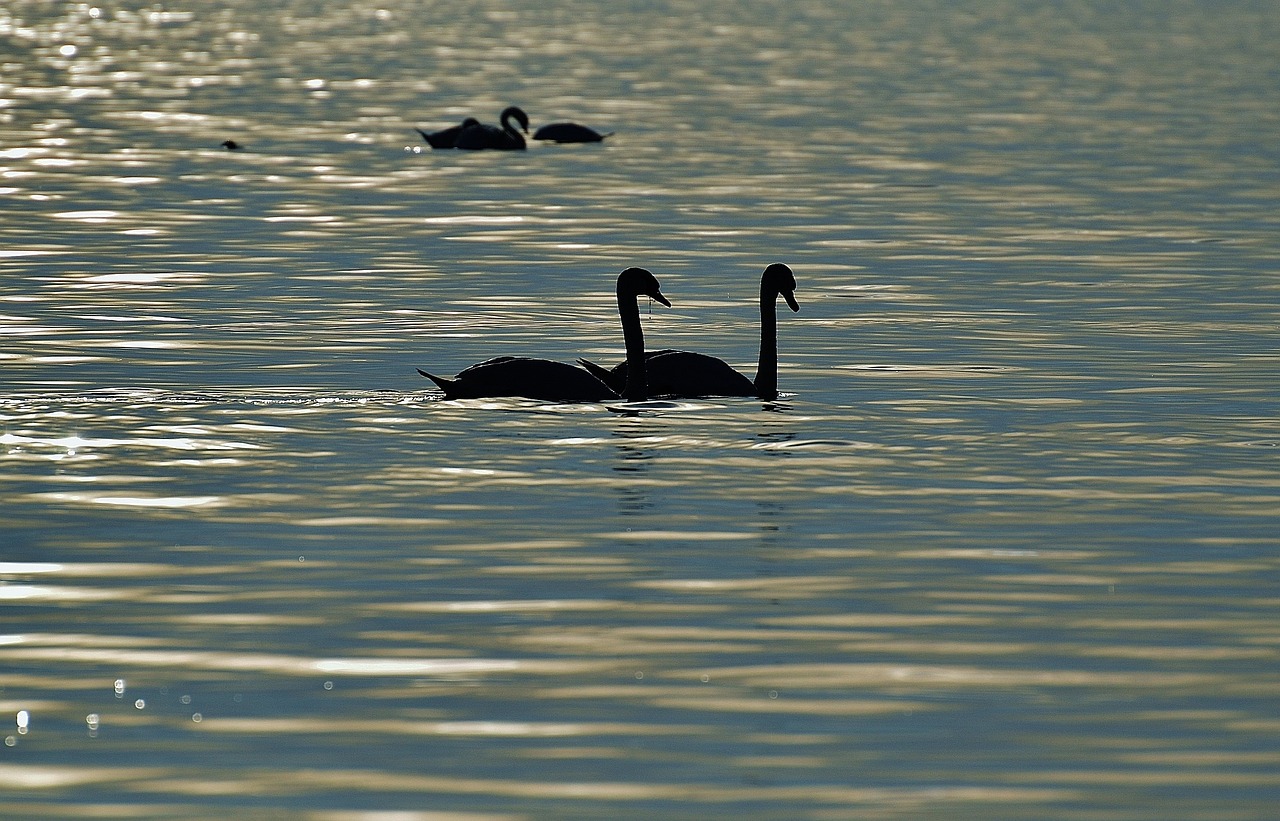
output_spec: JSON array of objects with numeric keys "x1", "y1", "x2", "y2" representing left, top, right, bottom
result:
[
  {"x1": 617, "y1": 266, "x2": 671, "y2": 307},
  {"x1": 501, "y1": 106, "x2": 530, "y2": 134},
  {"x1": 763, "y1": 263, "x2": 799, "y2": 312}
]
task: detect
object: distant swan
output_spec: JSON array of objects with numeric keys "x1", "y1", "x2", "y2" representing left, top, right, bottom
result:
[
  {"x1": 579, "y1": 263, "x2": 799, "y2": 400},
  {"x1": 418, "y1": 267, "x2": 670, "y2": 401},
  {"x1": 533, "y1": 122, "x2": 613, "y2": 143},
  {"x1": 454, "y1": 106, "x2": 530, "y2": 150},
  {"x1": 416, "y1": 117, "x2": 480, "y2": 149}
]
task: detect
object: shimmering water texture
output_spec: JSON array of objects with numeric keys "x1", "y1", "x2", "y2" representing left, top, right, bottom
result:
[{"x1": 3, "y1": 1, "x2": 1280, "y2": 819}]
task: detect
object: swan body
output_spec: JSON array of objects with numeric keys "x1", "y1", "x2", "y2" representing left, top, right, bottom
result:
[
  {"x1": 577, "y1": 349, "x2": 756, "y2": 397},
  {"x1": 417, "y1": 357, "x2": 614, "y2": 401},
  {"x1": 455, "y1": 106, "x2": 530, "y2": 150},
  {"x1": 418, "y1": 267, "x2": 670, "y2": 402},
  {"x1": 417, "y1": 117, "x2": 480, "y2": 149},
  {"x1": 578, "y1": 263, "x2": 799, "y2": 400},
  {"x1": 533, "y1": 122, "x2": 613, "y2": 143}
]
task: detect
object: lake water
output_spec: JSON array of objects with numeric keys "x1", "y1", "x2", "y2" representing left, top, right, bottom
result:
[{"x1": 2, "y1": 1, "x2": 1279, "y2": 818}]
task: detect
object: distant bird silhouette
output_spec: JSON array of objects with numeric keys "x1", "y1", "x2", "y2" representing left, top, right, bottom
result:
[
  {"x1": 220, "y1": 140, "x2": 241, "y2": 150},
  {"x1": 533, "y1": 122, "x2": 613, "y2": 143},
  {"x1": 454, "y1": 106, "x2": 530, "y2": 150},
  {"x1": 418, "y1": 267, "x2": 670, "y2": 401},
  {"x1": 579, "y1": 263, "x2": 800, "y2": 400},
  {"x1": 416, "y1": 118, "x2": 480, "y2": 149}
]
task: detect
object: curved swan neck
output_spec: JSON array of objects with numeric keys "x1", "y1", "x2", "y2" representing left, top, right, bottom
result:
[
  {"x1": 500, "y1": 109, "x2": 527, "y2": 146},
  {"x1": 618, "y1": 286, "x2": 648, "y2": 401},
  {"x1": 754, "y1": 282, "x2": 779, "y2": 400}
]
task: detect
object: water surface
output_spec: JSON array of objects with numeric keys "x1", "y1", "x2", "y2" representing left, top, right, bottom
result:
[{"x1": 2, "y1": 1, "x2": 1279, "y2": 818}]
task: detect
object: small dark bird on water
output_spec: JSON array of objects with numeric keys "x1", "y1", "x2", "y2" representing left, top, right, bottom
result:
[
  {"x1": 221, "y1": 140, "x2": 241, "y2": 150},
  {"x1": 533, "y1": 122, "x2": 613, "y2": 143}
]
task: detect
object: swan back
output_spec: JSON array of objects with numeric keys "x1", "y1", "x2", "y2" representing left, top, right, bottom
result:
[
  {"x1": 419, "y1": 117, "x2": 480, "y2": 149},
  {"x1": 533, "y1": 122, "x2": 612, "y2": 143},
  {"x1": 652, "y1": 351, "x2": 756, "y2": 396},
  {"x1": 578, "y1": 350, "x2": 753, "y2": 398},
  {"x1": 419, "y1": 358, "x2": 614, "y2": 401}
]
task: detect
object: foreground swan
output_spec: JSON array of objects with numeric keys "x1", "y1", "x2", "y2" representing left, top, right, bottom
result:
[
  {"x1": 454, "y1": 106, "x2": 529, "y2": 150},
  {"x1": 579, "y1": 263, "x2": 799, "y2": 400},
  {"x1": 533, "y1": 122, "x2": 613, "y2": 143},
  {"x1": 418, "y1": 267, "x2": 670, "y2": 401},
  {"x1": 417, "y1": 117, "x2": 480, "y2": 149}
]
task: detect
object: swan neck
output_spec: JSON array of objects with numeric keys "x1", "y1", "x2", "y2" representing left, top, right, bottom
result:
[
  {"x1": 754, "y1": 284, "x2": 779, "y2": 400},
  {"x1": 501, "y1": 112, "x2": 526, "y2": 145},
  {"x1": 618, "y1": 288, "x2": 647, "y2": 401}
]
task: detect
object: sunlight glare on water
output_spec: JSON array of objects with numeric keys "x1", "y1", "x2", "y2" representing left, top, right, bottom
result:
[{"x1": 2, "y1": 0, "x2": 1279, "y2": 819}]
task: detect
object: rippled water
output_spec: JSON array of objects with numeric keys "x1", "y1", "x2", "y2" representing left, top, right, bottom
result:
[{"x1": 3, "y1": 1, "x2": 1279, "y2": 818}]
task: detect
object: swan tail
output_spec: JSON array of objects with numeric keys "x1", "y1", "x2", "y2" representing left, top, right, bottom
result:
[
  {"x1": 576, "y1": 358, "x2": 622, "y2": 390},
  {"x1": 417, "y1": 128, "x2": 454, "y2": 149},
  {"x1": 416, "y1": 368, "x2": 454, "y2": 395}
]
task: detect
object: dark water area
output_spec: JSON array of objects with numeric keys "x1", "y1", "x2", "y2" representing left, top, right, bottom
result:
[{"x1": 3, "y1": 1, "x2": 1279, "y2": 818}]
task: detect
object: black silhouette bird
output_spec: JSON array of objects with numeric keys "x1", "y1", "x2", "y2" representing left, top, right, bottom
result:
[{"x1": 533, "y1": 122, "x2": 613, "y2": 143}]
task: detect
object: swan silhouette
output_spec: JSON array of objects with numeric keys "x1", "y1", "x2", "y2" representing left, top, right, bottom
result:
[
  {"x1": 454, "y1": 106, "x2": 530, "y2": 150},
  {"x1": 579, "y1": 263, "x2": 799, "y2": 400},
  {"x1": 533, "y1": 122, "x2": 613, "y2": 143},
  {"x1": 416, "y1": 117, "x2": 480, "y2": 149},
  {"x1": 417, "y1": 267, "x2": 670, "y2": 401}
]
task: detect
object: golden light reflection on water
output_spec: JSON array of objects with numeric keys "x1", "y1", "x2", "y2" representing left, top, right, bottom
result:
[
  {"x1": 1, "y1": 637, "x2": 608, "y2": 679},
  {"x1": 0, "y1": 763, "x2": 1076, "y2": 810},
  {"x1": 3, "y1": 0, "x2": 1280, "y2": 818}
]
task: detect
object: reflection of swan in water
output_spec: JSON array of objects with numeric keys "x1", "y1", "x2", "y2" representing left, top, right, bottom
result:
[
  {"x1": 579, "y1": 263, "x2": 800, "y2": 400},
  {"x1": 533, "y1": 122, "x2": 613, "y2": 143},
  {"x1": 454, "y1": 106, "x2": 530, "y2": 150},
  {"x1": 416, "y1": 118, "x2": 480, "y2": 149},
  {"x1": 417, "y1": 267, "x2": 670, "y2": 401}
]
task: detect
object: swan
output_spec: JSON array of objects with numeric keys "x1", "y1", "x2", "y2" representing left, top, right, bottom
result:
[
  {"x1": 416, "y1": 117, "x2": 480, "y2": 149},
  {"x1": 454, "y1": 106, "x2": 530, "y2": 150},
  {"x1": 578, "y1": 263, "x2": 799, "y2": 400},
  {"x1": 417, "y1": 267, "x2": 670, "y2": 401},
  {"x1": 533, "y1": 122, "x2": 613, "y2": 143}
]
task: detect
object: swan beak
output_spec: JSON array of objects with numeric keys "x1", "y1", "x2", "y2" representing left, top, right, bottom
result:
[
  {"x1": 651, "y1": 291, "x2": 671, "y2": 308},
  {"x1": 783, "y1": 290, "x2": 800, "y2": 312}
]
